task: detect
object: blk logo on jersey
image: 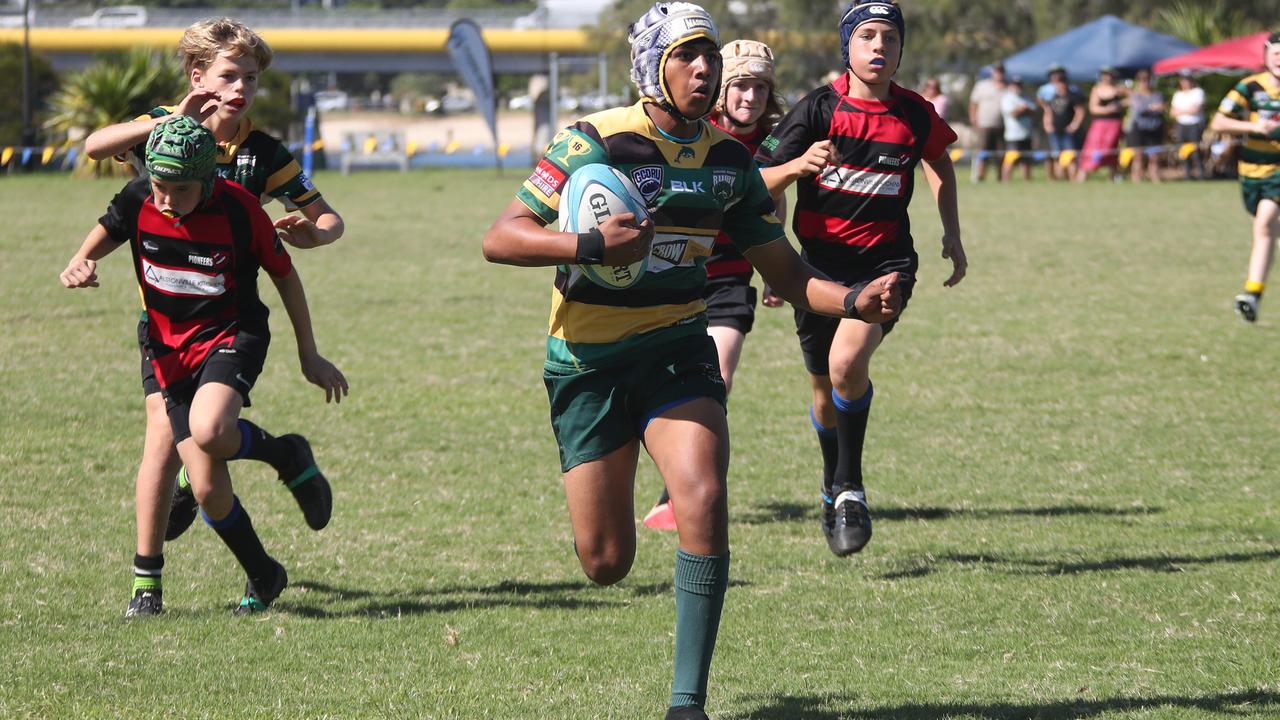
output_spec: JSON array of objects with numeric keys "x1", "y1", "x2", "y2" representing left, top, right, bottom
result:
[
  {"x1": 631, "y1": 165, "x2": 664, "y2": 204},
  {"x1": 671, "y1": 179, "x2": 705, "y2": 194}
]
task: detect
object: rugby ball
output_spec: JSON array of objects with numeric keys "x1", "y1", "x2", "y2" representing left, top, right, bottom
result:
[{"x1": 558, "y1": 163, "x2": 652, "y2": 290}]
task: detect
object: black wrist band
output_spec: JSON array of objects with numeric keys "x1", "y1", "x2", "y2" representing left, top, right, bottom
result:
[
  {"x1": 575, "y1": 227, "x2": 605, "y2": 265},
  {"x1": 843, "y1": 288, "x2": 866, "y2": 322}
]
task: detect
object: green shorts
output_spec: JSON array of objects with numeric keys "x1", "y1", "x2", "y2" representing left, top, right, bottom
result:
[
  {"x1": 1241, "y1": 173, "x2": 1280, "y2": 216},
  {"x1": 543, "y1": 334, "x2": 727, "y2": 472}
]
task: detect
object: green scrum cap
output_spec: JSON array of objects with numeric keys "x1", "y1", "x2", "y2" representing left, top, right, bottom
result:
[{"x1": 145, "y1": 115, "x2": 217, "y2": 200}]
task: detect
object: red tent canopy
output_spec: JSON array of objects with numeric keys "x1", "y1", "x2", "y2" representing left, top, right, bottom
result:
[{"x1": 1154, "y1": 31, "x2": 1268, "y2": 75}]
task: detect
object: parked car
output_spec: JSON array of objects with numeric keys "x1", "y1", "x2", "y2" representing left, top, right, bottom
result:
[
  {"x1": 440, "y1": 94, "x2": 475, "y2": 113},
  {"x1": 70, "y1": 5, "x2": 147, "y2": 28},
  {"x1": 313, "y1": 90, "x2": 350, "y2": 113}
]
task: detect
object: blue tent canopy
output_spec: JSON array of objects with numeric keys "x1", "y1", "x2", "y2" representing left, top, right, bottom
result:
[{"x1": 1001, "y1": 15, "x2": 1195, "y2": 84}]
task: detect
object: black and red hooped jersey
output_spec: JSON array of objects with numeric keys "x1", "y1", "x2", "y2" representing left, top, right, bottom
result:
[
  {"x1": 99, "y1": 177, "x2": 293, "y2": 388},
  {"x1": 756, "y1": 75, "x2": 956, "y2": 263},
  {"x1": 705, "y1": 118, "x2": 766, "y2": 281}
]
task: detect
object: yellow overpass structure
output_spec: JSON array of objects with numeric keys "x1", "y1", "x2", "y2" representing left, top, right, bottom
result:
[{"x1": 0, "y1": 27, "x2": 597, "y2": 73}]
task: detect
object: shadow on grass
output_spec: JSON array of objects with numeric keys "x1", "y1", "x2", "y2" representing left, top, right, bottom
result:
[
  {"x1": 737, "y1": 501, "x2": 1158, "y2": 526},
  {"x1": 881, "y1": 548, "x2": 1280, "y2": 580},
  {"x1": 281, "y1": 577, "x2": 749, "y2": 618},
  {"x1": 741, "y1": 688, "x2": 1280, "y2": 719}
]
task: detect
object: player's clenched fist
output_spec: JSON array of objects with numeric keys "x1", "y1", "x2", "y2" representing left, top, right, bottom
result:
[
  {"x1": 599, "y1": 213, "x2": 654, "y2": 266},
  {"x1": 792, "y1": 140, "x2": 833, "y2": 178},
  {"x1": 60, "y1": 258, "x2": 99, "y2": 289},
  {"x1": 850, "y1": 272, "x2": 901, "y2": 324}
]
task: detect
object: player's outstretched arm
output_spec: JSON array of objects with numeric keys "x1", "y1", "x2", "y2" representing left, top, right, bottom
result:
[
  {"x1": 270, "y1": 268, "x2": 349, "y2": 404},
  {"x1": 922, "y1": 153, "x2": 967, "y2": 288},
  {"x1": 84, "y1": 89, "x2": 221, "y2": 160},
  {"x1": 59, "y1": 224, "x2": 120, "y2": 289},
  {"x1": 746, "y1": 238, "x2": 900, "y2": 324},
  {"x1": 275, "y1": 198, "x2": 346, "y2": 249},
  {"x1": 482, "y1": 198, "x2": 652, "y2": 267},
  {"x1": 1211, "y1": 113, "x2": 1280, "y2": 138}
]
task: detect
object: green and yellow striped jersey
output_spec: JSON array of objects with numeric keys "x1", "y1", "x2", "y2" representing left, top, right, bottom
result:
[
  {"x1": 1218, "y1": 73, "x2": 1280, "y2": 179},
  {"x1": 126, "y1": 107, "x2": 322, "y2": 209},
  {"x1": 515, "y1": 101, "x2": 785, "y2": 370}
]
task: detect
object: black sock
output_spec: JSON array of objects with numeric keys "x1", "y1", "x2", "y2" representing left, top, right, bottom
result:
[
  {"x1": 133, "y1": 553, "x2": 163, "y2": 593},
  {"x1": 202, "y1": 496, "x2": 275, "y2": 585},
  {"x1": 811, "y1": 408, "x2": 839, "y2": 497},
  {"x1": 230, "y1": 419, "x2": 294, "y2": 472},
  {"x1": 831, "y1": 383, "x2": 873, "y2": 494}
]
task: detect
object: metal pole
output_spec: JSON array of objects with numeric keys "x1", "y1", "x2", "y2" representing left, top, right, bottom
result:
[
  {"x1": 21, "y1": 0, "x2": 34, "y2": 149},
  {"x1": 598, "y1": 51, "x2": 607, "y2": 105},
  {"x1": 549, "y1": 51, "x2": 559, "y2": 135}
]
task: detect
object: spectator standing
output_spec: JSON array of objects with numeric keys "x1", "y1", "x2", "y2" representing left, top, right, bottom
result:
[
  {"x1": 1038, "y1": 65, "x2": 1084, "y2": 181},
  {"x1": 969, "y1": 62, "x2": 1006, "y2": 181},
  {"x1": 921, "y1": 77, "x2": 948, "y2": 119},
  {"x1": 1000, "y1": 76, "x2": 1034, "y2": 181},
  {"x1": 1127, "y1": 68, "x2": 1166, "y2": 184},
  {"x1": 1078, "y1": 66, "x2": 1126, "y2": 182},
  {"x1": 1171, "y1": 69, "x2": 1207, "y2": 179}
]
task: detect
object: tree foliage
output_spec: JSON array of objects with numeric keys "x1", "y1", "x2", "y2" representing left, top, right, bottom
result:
[
  {"x1": 43, "y1": 46, "x2": 186, "y2": 175},
  {"x1": 0, "y1": 43, "x2": 59, "y2": 147},
  {"x1": 593, "y1": 0, "x2": 1278, "y2": 100}
]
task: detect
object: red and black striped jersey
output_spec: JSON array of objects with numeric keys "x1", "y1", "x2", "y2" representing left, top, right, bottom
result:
[
  {"x1": 99, "y1": 177, "x2": 293, "y2": 388},
  {"x1": 705, "y1": 117, "x2": 766, "y2": 281},
  {"x1": 756, "y1": 75, "x2": 956, "y2": 264}
]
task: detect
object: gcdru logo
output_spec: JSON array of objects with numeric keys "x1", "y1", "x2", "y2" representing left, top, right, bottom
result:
[{"x1": 631, "y1": 166, "x2": 664, "y2": 204}]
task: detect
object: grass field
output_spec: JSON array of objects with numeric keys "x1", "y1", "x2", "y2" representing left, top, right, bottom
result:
[{"x1": 1, "y1": 169, "x2": 1278, "y2": 719}]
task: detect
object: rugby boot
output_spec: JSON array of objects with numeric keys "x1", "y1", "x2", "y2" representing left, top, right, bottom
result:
[
  {"x1": 643, "y1": 499, "x2": 677, "y2": 531},
  {"x1": 820, "y1": 492, "x2": 835, "y2": 542},
  {"x1": 233, "y1": 559, "x2": 288, "y2": 615},
  {"x1": 165, "y1": 466, "x2": 199, "y2": 541},
  {"x1": 1235, "y1": 292, "x2": 1260, "y2": 323},
  {"x1": 124, "y1": 587, "x2": 163, "y2": 618},
  {"x1": 664, "y1": 706, "x2": 710, "y2": 720},
  {"x1": 828, "y1": 489, "x2": 872, "y2": 557},
  {"x1": 278, "y1": 434, "x2": 332, "y2": 530}
]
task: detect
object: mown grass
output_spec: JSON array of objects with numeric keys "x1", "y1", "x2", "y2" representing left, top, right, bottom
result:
[{"x1": 1, "y1": 170, "x2": 1277, "y2": 719}]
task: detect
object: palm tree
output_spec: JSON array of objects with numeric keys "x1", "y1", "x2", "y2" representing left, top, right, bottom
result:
[
  {"x1": 44, "y1": 46, "x2": 185, "y2": 177},
  {"x1": 1155, "y1": 0, "x2": 1261, "y2": 47}
]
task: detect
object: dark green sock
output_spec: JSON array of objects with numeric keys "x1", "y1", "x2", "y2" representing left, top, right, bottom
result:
[{"x1": 670, "y1": 549, "x2": 729, "y2": 710}]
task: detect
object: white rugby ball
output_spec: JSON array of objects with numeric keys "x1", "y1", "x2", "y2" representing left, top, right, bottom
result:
[{"x1": 558, "y1": 163, "x2": 651, "y2": 290}]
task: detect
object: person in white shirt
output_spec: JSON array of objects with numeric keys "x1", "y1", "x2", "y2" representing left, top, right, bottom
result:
[
  {"x1": 1170, "y1": 69, "x2": 1207, "y2": 179},
  {"x1": 1000, "y1": 76, "x2": 1034, "y2": 181}
]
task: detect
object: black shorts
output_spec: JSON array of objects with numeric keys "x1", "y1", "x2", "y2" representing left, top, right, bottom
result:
[
  {"x1": 978, "y1": 127, "x2": 1003, "y2": 153},
  {"x1": 162, "y1": 329, "x2": 269, "y2": 443},
  {"x1": 138, "y1": 312, "x2": 161, "y2": 397},
  {"x1": 794, "y1": 251, "x2": 918, "y2": 376},
  {"x1": 1174, "y1": 123, "x2": 1204, "y2": 145},
  {"x1": 703, "y1": 276, "x2": 757, "y2": 334},
  {"x1": 1128, "y1": 128, "x2": 1164, "y2": 149}
]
